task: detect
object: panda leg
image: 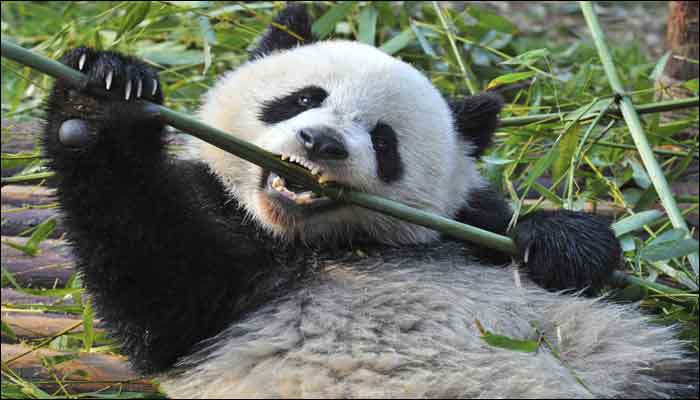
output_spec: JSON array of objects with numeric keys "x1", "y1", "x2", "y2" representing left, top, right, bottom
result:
[{"x1": 42, "y1": 47, "x2": 291, "y2": 374}]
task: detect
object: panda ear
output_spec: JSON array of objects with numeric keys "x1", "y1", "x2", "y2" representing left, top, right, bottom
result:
[
  {"x1": 250, "y1": 4, "x2": 316, "y2": 60},
  {"x1": 449, "y1": 93, "x2": 503, "y2": 158}
]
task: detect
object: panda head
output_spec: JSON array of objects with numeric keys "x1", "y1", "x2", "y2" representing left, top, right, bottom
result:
[{"x1": 198, "y1": 4, "x2": 502, "y2": 245}]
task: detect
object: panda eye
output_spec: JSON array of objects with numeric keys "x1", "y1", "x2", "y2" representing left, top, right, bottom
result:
[{"x1": 297, "y1": 95, "x2": 312, "y2": 108}]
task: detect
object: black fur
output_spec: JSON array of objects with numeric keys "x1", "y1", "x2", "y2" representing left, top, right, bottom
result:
[
  {"x1": 454, "y1": 185, "x2": 512, "y2": 264},
  {"x1": 511, "y1": 210, "x2": 621, "y2": 293},
  {"x1": 370, "y1": 122, "x2": 404, "y2": 183},
  {"x1": 249, "y1": 3, "x2": 316, "y2": 60},
  {"x1": 450, "y1": 93, "x2": 503, "y2": 158},
  {"x1": 43, "y1": 47, "x2": 307, "y2": 374},
  {"x1": 259, "y1": 85, "x2": 328, "y2": 124}
]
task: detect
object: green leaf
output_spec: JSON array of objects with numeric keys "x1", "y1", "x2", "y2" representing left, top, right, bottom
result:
[
  {"x1": 41, "y1": 354, "x2": 79, "y2": 369},
  {"x1": 486, "y1": 71, "x2": 535, "y2": 90},
  {"x1": 1, "y1": 152, "x2": 41, "y2": 169},
  {"x1": 655, "y1": 119, "x2": 698, "y2": 137},
  {"x1": 627, "y1": 158, "x2": 651, "y2": 189},
  {"x1": 612, "y1": 210, "x2": 664, "y2": 237},
  {"x1": 649, "y1": 51, "x2": 671, "y2": 81},
  {"x1": 311, "y1": 1, "x2": 356, "y2": 38},
  {"x1": 500, "y1": 48, "x2": 550, "y2": 66},
  {"x1": 379, "y1": 29, "x2": 415, "y2": 55},
  {"x1": 531, "y1": 182, "x2": 563, "y2": 206},
  {"x1": 116, "y1": 1, "x2": 151, "y2": 40},
  {"x1": 1, "y1": 318, "x2": 18, "y2": 342},
  {"x1": 83, "y1": 299, "x2": 95, "y2": 351},
  {"x1": 519, "y1": 145, "x2": 558, "y2": 190},
  {"x1": 357, "y1": 6, "x2": 378, "y2": 46},
  {"x1": 467, "y1": 6, "x2": 517, "y2": 34},
  {"x1": 649, "y1": 228, "x2": 688, "y2": 246},
  {"x1": 24, "y1": 218, "x2": 57, "y2": 256},
  {"x1": 475, "y1": 320, "x2": 538, "y2": 352},
  {"x1": 1, "y1": 266, "x2": 21, "y2": 289},
  {"x1": 552, "y1": 125, "x2": 580, "y2": 185},
  {"x1": 641, "y1": 238, "x2": 699, "y2": 262},
  {"x1": 410, "y1": 21, "x2": 437, "y2": 58},
  {"x1": 199, "y1": 16, "x2": 216, "y2": 74},
  {"x1": 683, "y1": 78, "x2": 699, "y2": 94},
  {"x1": 481, "y1": 155, "x2": 515, "y2": 166}
]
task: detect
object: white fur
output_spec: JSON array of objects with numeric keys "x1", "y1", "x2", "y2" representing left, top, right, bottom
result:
[
  {"x1": 161, "y1": 244, "x2": 695, "y2": 398},
  {"x1": 196, "y1": 41, "x2": 483, "y2": 245}
]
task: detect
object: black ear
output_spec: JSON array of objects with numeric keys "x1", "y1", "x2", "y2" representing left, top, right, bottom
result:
[
  {"x1": 250, "y1": 4, "x2": 316, "y2": 60},
  {"x1": 450, "y1": 93, "x2": 503, "y2": 158}
]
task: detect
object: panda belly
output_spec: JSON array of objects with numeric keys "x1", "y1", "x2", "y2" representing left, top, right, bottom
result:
[{"x1": 160, "y1": 243, "x2": 692, "y2": 399}]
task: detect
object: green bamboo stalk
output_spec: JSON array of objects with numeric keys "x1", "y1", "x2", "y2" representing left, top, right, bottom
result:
[
  {"x1": 499, "y1": 97, "x2": 700, "y2": 127},
  {"x1": 432, "y1": 1, "x2": 480, "y2": 95},
  {"x1": 0, "y1": 171, "x2": 55, "y2": 184},
  {"x1": 0, "y1": 39, "x2": 688, "y2": 296},
  {"x1": 580, "y1": 1, "x2": 699, "y2": 276}
]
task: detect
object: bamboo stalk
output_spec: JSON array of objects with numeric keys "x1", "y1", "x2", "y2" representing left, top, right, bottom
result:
[
  {"x1": 0, "y1": 40, "x2": 688, "y2": 295},
  {"x1": 432, "y1": 1, "x2": 480, "y2": 95},
  {"x1": 580, "y1": 1, "x2": 699, "y2": 276},
  {"x1": 499, "y1": 97, "x2": 700, "y2": 127}
]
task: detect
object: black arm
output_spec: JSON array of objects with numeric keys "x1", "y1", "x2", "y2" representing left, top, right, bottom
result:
[
  {"x1": 42, "y1": 47, "x2": 297, "y2": 373},
  {"x1": 455, "y1": 185, "x2": 621, "y2": 294}
]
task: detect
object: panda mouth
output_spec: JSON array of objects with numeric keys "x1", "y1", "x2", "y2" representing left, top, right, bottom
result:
[
  {"x1": 261, "y1": 154, "x2": 336, "y2": 210},
  {"x1": 265, "y1": 171, "x2": 331, "y2": 207}
]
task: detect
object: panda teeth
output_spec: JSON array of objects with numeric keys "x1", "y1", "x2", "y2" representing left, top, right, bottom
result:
[{"x1": 281, "y1": 154, "x2": 322, "y2": 176}]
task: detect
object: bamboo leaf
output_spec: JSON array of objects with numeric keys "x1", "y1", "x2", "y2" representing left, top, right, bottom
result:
[
  {"x1": 357, "y1": 6, "x2": 378, "y2": 46},
  {"x1": 486, "y1": 71, "x2": 535, "y2": 90},
  {"x1": 379, "y1": 29, "x2": 415, "y2": 55},
  {"x1": 612, "y1": 210, "x2": 664, "y2": 237},
  {"x1": 641, "y1": 239, "x2": 699, "y2": 262},
  {"x1": 41, "y1": 354, "x2": 80, "y2": 369},
  {"x1": 1, "y1": 319, "x2": 18, "y2": 342},
  {"x1": 116, "y1": 1, "x2": 151, "y2": 40},
  {"x1": 475, "y1": 320, "x2": 538, "y2": 352},
  {"x1": 500, "y1": 48, "x2": 550, "y2": 66},
  {"x1": 467, "y1": 6, "x2": 517, "y2": 34},
  {"x1": 410, "y1": 20, "x2": 437, "y2": 58},
  {"x1": 649, "y1": 51, "x2": 671, "y2": 81},
  {"x1": 552, "y1": 125, "x2": 580, "y2": 185},
  {"x1": 83, "y1": 299, "x2": 95, "y2": 351},
  {"x1": 24, "y1": 218, "x2": 57, "y2": 256},
  {"x1": 312, "y1": 1, "x2": 356, "y2": 38}
]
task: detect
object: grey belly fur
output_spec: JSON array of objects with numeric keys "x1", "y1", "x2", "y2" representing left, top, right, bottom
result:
[{"x1": 160, "y1": 243, "x2": 696, "y2": 398}]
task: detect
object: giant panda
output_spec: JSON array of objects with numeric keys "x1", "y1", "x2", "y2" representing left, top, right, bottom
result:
[{"x1": 42, "y1": 4, "x2": 697, "y2": 398}]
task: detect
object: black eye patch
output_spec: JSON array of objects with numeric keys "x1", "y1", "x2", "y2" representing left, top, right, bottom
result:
[
  {"x1": 258, "y1": 86, "x2": 328, "y2": 124},
  {"x1": 370, "y1": 122, "x2": 403, "y2": 183}
]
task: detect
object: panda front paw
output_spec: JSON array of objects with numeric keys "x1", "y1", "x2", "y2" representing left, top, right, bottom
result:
[
  {"x1": 46, "y1": 47, "x2": 164, "y2": 149},
  {"x1": 59, "y1": 46, "x2": 163, "y2": 103},
  {"x1": 511, "y1": 209, "x2": 621, "y2": 294}
]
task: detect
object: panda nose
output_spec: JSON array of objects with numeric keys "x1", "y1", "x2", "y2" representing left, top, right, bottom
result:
[{"x1": 297, "y1": 128, "x2": 348, "y2": 160}]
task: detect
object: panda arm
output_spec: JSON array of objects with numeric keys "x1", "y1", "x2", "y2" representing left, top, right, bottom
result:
[
  {"x1": 42, "y1": 47, "x2": 294, "y2": 373},
  {"x1": 452, "y1": 93, "x2": 620, "y2": 293}
]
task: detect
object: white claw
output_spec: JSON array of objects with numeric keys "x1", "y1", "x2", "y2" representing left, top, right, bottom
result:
[
  {"x1": 105, "y1": 70, "x2": 113, "y2": 90},
  {"x1": 78, "y1": 54, "x2": 86, "y2": 71},
  {"x1": 125, "y1": 80, "x2": 132, "y2": 100},
  {"x1": 136, "y1": 79, "x2": 143, "y2": 98},
  {"x1": 152, "y1": 79, "x2": 158, "y2": 96}
]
